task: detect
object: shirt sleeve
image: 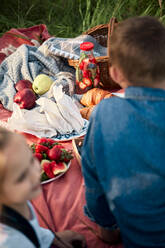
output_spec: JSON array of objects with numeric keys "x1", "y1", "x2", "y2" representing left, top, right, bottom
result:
[{"x1": 81, "y1": 106, "x2": 117, "y2": 229}]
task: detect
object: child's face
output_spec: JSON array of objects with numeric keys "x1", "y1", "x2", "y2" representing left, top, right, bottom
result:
[{"x1": 0, "y1": 134, "x2": 41, "y2": 206}]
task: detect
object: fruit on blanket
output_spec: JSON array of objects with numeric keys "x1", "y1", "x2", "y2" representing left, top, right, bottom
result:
[
  {"x1": 35, "y1": 144, "x2": 49, "y2": 154},
  {"x1": 52, "y1": 162, "x2": 68, "y2": 175},
  {"x1": 41, "y1": 159, "x2": 51, "y2": 169},
  {"x1": 32, "y1": 74, "x2": 53, "y2": 95},
  {"x1": 47, "y1": 138, "x2": 60, "y2": 146},
  {"x1": 47, "y1": 145, "x2": 63, "y2": 161},
  {"x1": 41, "y1": 160, "x2": 68, "y2": 178},
  {"x1": 15, "y1": 79, "x2": 32, "y2": 92},
  {"x1": 34, "y1": 152, "x2": 43, "y2": 162},
  {"x1": 30, "y1": 141, "x2": 73, "y2": 181},
  {"x1": 60, "y1": 149, "x2": 73, "y2": 163},
  {"x1": 41, "y1": 160, "x2": 55, "y2": 178},
  {"x1": 13, "y1": 88, "x2": 36, "y2": 109},
  {"x1": 37, "y1": 137, "x2": 59, "y2": 149}
]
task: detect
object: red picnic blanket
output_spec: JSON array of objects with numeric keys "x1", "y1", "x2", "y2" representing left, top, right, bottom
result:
[
  {"x1": 0, "y1": 24, "x2": 51, "y2": 63},
  {"x1": 0, "y1": 25, "x2": 123, "y2": 248}
]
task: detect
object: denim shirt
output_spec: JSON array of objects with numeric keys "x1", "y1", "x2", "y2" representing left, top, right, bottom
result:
[{"x1": 81, "y1": 86, "x2": 165, "y2": 248}]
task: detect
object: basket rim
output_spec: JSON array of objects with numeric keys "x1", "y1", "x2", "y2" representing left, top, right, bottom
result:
[
  {"x1": 68, "y1": 18, "x2": 118, "y2": 68},
  {"x1": 83, "y1": 23, "x2": 108, "y2": 35}
]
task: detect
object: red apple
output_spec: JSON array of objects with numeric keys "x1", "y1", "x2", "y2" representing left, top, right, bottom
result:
[
  {"x1": 14, "y1": 88, "x2": 36, "y2": 109},
  {"x1": 15, "y1": 79, "x2": 32, "y2": 92}
]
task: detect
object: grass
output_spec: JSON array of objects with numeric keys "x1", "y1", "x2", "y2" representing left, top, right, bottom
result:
[{"x1": 0, "y1": 0, "x2": 164, "y2": 37}]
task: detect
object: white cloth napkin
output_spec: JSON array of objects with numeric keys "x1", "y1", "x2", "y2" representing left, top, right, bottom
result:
[
  {"x1": 36, "y1": 97, "x2": 73, "y2": 134},
  {"x1": 53, "y1": 85, "x2": 85, "y2": 133},
  {"x1": 8, "y1": 103, "x2": 57, "y2": 138}
]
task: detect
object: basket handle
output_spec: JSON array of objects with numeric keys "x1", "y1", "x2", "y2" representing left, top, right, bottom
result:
[{"x1": 107, "y1": 17, "x2": 118, "y2": 64}]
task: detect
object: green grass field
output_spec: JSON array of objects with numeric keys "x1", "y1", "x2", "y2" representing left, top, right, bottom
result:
[{"x1": 0, "y1": 0, "x2": 164, "y2": 37}]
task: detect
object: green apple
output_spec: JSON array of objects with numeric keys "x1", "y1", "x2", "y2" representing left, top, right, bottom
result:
[{"x1": 32, "y1": 74, "x2": 53, "y2": 95}]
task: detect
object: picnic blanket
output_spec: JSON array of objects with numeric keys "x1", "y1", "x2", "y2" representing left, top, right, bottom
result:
[
  {"x1": 0, "y1": 99, "x2": 123, "y2": 248},
  {"x1": 0, "y1": 24, "x2": 51, "y2": 63},
  {"x1": 0, "y1": 25, "x2": 123, "y2": 248}
]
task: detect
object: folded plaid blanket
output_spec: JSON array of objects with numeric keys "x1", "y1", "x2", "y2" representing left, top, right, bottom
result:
[{"x1": 39, "y1": 35, "x2": 107, "y2": 60}]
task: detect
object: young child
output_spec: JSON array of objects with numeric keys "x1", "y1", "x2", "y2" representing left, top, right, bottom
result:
[
  {"x1": 81, "y1": 16, "x2": 165, "y2": 248},
  {"x1": 0, "y1": 127, "x2": 86, "y2": 248}
]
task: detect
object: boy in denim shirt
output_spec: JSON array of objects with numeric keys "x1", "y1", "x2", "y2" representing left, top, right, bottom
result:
[{"x1": 81, "y1": 16, "x2": 165, "y2": 248}]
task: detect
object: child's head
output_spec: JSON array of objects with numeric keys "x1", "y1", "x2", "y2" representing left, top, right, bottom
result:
[
  {"x1": 0, "y1": 128, "x2": 41, "y2": 207},
  {"x1": 109, "y1": 16, "x2": 165, "y2": 88}
]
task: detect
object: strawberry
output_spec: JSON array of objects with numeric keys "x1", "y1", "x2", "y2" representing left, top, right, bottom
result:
[
  {"x1": 37, "y1": 138, "x2": 48, "y2": 144},
  {"x1": 35, "y1": 144, "x2": 49, "y2": 153},
  {"x1": 60, "y1": 149, "x2": 73, "y2": 163},
  {"x1": 37, "y1": 138, "x2": 58, "y2": 149},
  {"x1": 34, "y1": 152, "x2": 43, "y2": 162},
  {"x1": 83, "y1": 70, "x2": 90, "y2": 78},
  {"x1": 47, "y1": 145, "x2": 62, "y2": 161},
  {"x1": 42, "y1": 160, "x2": 55, "y2": 178},
  {"x1": 79, "y1": 82, "x2": 87, "y2": 90},
  {"x1": 46, "y1": 138, "x2": 59, "y2": 146},
  {"x1": 83, "y1": 78, "x2": 92, "y2": 87},
  {"x1": 79, "y1": 61, "x2": 84, "y2": 70}
]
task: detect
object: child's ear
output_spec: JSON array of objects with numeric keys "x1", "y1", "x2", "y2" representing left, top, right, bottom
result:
[{"x1": 109, "y1": 65, "x2": 125, "y2": 84}]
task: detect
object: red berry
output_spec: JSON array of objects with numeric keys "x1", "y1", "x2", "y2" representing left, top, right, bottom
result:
[
  {"x1": 47, "y1": 146, "x2": 62, "y2": 161},
  {"x1": 34, "y1": 152, "x2": 43, "y2": 162},
  {"x1": 35, "y1": 144, "x2": 49, "y2": 153}
]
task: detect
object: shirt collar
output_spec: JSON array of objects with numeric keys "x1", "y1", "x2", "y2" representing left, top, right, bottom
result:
[{"x1": 125, "y1": 86, "x2": 165, "y2": 101}]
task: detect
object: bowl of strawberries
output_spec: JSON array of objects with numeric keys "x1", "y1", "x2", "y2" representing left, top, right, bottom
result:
[{"x1": 30, "y1": 137, "x2": 73, "y2": 184}]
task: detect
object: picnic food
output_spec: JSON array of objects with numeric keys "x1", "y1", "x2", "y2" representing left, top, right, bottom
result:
[
  {"x1": 80, "y1": 88, "x2": 112, "y2": 106},
  {"x1": 14, "y1": 88, "x2": 36, "y2": 109},
  {"x1": 15, "y1": 79, "x2": 32, "y2": 92},
  {"x1": 42, "y1": 160, "x2": 68, "y2": 177},
  {"x1": 32, "y1": 74, "x2": 53, "y2": 95},
  {"x1": 47, "y1": 145, "x2": 63, "y2": 161},
  {"x1": 31, "y1": 138, "x2": 73, "y2": 182},
  {"x1": 80, "y1": 106, "x2": 95, "y2": 120},
  {"x1": 76, "y1": 42, "x2": 100, "y2": 93}
]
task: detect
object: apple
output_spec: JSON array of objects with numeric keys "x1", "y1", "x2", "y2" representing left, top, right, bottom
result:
[
  {"x1": 15, "y1": 79, "x2": 32, "y2": 92},
  {"x1": 14, "y1": 88, "x2": 36, "y2": 109},
  {"x1": 32, "y1": 74, "x2": 53, "y2": 95}
]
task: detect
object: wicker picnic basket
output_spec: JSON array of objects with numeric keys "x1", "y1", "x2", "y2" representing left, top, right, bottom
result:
[{"x1": 68, "y1": 17, "x2": 121, "y2": 91}]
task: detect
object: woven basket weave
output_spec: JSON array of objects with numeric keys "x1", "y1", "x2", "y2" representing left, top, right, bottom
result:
[{"x1": 68, "y1": 18, "x2": 121, "y2": 91}]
